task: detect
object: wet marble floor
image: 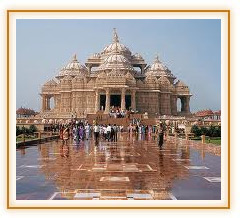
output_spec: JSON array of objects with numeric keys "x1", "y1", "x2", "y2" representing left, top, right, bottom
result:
[{"x1": 16, "y1": 133, "x2": 221, "y2": 200}]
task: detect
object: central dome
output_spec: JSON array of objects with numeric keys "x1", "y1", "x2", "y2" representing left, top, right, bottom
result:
[
  {"x1": 98, "y1": 53, "x2": 134, "y2": 71},
  {"x1": 102, "y1": 28, "x2": 131, "y2": 56}
]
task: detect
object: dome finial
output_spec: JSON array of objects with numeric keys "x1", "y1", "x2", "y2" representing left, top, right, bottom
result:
[
  {"x1": 154, "y1": 54, "x2": 160, "y2": 63},
  {"x1": 113, "y1": 28, "x2": 119, "y2": 43},
  {"x1": 72, "y1": 54, "x2": 77, "y2": 61}
]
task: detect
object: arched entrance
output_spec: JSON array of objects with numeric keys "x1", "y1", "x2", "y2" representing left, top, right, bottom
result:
[
  {"x1": 110, "y1": 95, "x2": 121, "y2": 107},
  {"x1": 100, "y1": 95, "x2": 106, "y2": 110},
  {"x1": 125, "y1": 95, "x2": 131, "y2": 110},
  {"x1": 177, "y1": 96, "x2": 190, "y2": 114}
]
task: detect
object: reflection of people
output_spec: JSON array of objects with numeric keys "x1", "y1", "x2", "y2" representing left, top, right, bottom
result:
[
  {"x1": 59, "y1": 125, "x2": 64, "y2": 140},
  {"x1": 63, "y1": 125, "x2": 70, "y2": 146},
  {"x1": 113, "y1": 124, "x2": 118, "y2": 142},
  {"x1": 156, "y1": 123, "x2": 164, "y2": 148},
  {"x1": 106, "y1": 124, "x2": 111, "y2": 141},
  {"x1": 85, "y1": 124, "x2": 90, "y2": 140},
  {"x1": 60, "y1": 144, "x2": 69, "y2": 158},
  {"x1": 93, "y1": 124, "x2": 100, "y2": 144}
]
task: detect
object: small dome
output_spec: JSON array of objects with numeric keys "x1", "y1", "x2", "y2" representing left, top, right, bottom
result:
[
  {"x1": 58, "y1": 54, "x2": 88, "y2": 78},
  {"x1": 150, "y1": 56, "x2": 168, "y2": 71},
  {"x1": 175, "y1": 80, "x2": 187, "y2": 87},
  {"x1": 44, "y1": 79, "x2": 57, "y2": 86},
  {"x1": 146, "y1": 55, "x2": 175, "y2": 79},
  {"x1": 134, "y1": 53, "x2": 143, "y2": 60}
]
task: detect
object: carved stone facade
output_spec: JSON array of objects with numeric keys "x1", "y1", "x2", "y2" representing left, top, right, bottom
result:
[{"x1": 40, "y1": 29, "x2": 192, "y2": 118}]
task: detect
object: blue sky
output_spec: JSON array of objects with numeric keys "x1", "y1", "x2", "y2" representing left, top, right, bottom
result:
[{"x1": 16, "y1": 19, "x2": 221, "y2": 112}]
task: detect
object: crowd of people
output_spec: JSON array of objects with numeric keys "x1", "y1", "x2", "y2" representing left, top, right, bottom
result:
[
  {"x1": 108, "y1": 106, "x2": 137, "y2": 119},
  {"x1": 58, "y1": 121, "x2": 125, "y2": 145},
  {"x1": 57, "y1": 118, "x2": 166, "y2": 148}
]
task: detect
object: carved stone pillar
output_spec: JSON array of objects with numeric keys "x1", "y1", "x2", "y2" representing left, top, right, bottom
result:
[
  {"x1": 184, "y1": 96, "x2": 190, "y2": 113},
  {"x1": 181, "y1": 97, "x2": 185, "y2": 113},
  {"x1": 131, "y1": 89, "x2": 136, "y2": 111},
  {"x1": 47, "y1": 96, "x2": 50, "y2": 110},
  {"x1": 121, "y1": 88, "x2": 126, "y2": 110},
  {"x1": 171, "y1": 95, "x2": 177, "y2": 115},
  {"x1": 41, "y1": 95, "x2": 46, "y2": 112},
  {"x1": 105, "y1": 88, "x2": 110, "y2": 114},
  {"x1": 95, "y1": 89, "x2": 100, "y2": 113},
  {"x1": 53, "y1": 95, "x2": 56, "y2": 110}
]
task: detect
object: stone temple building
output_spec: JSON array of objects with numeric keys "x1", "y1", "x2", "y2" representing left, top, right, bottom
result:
[{"x1": 40, "y1": 29, "x2": 192, "y2": 118}]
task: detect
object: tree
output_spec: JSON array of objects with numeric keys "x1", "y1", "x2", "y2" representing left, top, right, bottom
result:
[
  {"x1": 201, "y1": 126, "x2": 209, "y2": 136},
  {"x1": 29, "y1": 125, "x2": 37, "y2": 134},
  {"x1": 16, "y1": 126, "x2": 22, "y2": 136},
  {"x1": 208, "y1": 125, "x2": 215, "y2": 137},
  {"x1": 191, "y1": 125, "x2": 201, "y2": 137}
]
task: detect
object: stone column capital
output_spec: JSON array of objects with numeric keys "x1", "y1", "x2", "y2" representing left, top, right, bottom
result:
[{"x1": 105, "y1": 88, "x2": 110, "y2": 94}]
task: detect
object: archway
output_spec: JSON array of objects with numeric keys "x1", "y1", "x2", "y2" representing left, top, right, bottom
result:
[
  {"x1": 110, "y1": 95, "x2": 121, "y2": 107},
  {"x1": 177, "y1": 98, "x2": 182, "y2": 113},
  {"x1": 50, "y1": 97, "x2": 55, "y2": 110},
  {"x1": 100, "y1": 95, "x2": 106, "y2": 110},
  {"x1": 125, "y1": 95, "x2": 131, "y2": 110}
]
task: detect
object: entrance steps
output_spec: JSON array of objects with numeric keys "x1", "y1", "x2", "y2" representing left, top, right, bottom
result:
[{"x1": 86, "y1": 113, "x2": 157, "y2": 127}]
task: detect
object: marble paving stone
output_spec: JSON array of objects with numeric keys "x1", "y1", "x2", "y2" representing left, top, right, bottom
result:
[
  {"x1": 71, "y1": 164, "x2": 83, "y2": 171},
  {"x1": 123, "y1": 164, "x2": 139, "y2": 172},
  {"x1": 16, "y1": 176, "x2": 24, "y2": 181},
  {"x1": 100, "y1": 176, "x2": 130, "y2": 182},
  {"x1": 107, "y1": 164, "x2": 123, "y2": 171},
  {"x1": 184, "y1": 166, "x2": 209, "y2": 170},
  {"x1": 107, "y1": 157, "x2": 124, "y2": 161},
  {"x1": 127, "y1": 193, "x2": 153, "y2": 199},
  {"x1": 137, "y1": 164, "x2": 155, "y2": 172},
  {"x1": 16, "y1": 132, "x2": 221, "y2": 200},
  {"x1": 100, "y1": 196, "x2": 128, "y2": 200},
  {"x1": 92, "y1": 168, "x2": 106, "y2": 172},
  {"x1": 19, "y1": 165, "x2": 45, "y2": 169},
  {"x1": 74, "y1": 192, "x2": 101, "y2": 198},
  {"x1": 49, "y1": 192, "x2": 76, "y2": 200},
  {"x1": 162, "y1": 153, "x2": 180, "y2": 156},
  {"x1": 37, "y1": 158, "x2": 56, "y2": 161},
  {"x1": 203, "y1": 177, "x2": 221, "y2": 183},
  {"x1": 172, "y1": 159, "x2": 191, "y2": 162},
  {"x1": 169, "y1": 193, "x2": 177, "y2": 200}
]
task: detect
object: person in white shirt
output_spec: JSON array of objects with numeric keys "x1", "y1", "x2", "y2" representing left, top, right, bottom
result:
[
  {"x1": 106, "y1": 124, "x2": 112, "y2": 141},
  {"x1": 93, "y1": 124, "x2": 100, "y2": 143},
  {"x1": 103, "y1": 125, "x2": 108, "y2": 140}
]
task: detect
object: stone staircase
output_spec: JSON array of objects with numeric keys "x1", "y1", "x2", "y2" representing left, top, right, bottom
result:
[{"x1": 86, "y1": 113, "x2": 157, "y2": 127}]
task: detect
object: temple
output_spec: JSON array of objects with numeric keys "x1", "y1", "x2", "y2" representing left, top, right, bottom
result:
[{"x1": 40, "y1": 28, "x2": 192, "y2": 118}]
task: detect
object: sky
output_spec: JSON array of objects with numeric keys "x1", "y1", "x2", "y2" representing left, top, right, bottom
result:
[{"x1": 16, "y1": 19, "x2": 221, "y2": 112}]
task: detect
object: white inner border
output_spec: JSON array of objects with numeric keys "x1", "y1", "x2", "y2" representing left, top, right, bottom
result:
[{"x1": 9, "y1": 11, "x2": 229, "y2": 208}]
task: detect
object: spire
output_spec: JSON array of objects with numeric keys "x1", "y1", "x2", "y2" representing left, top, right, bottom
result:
[
  {"x1": 154, "y1": 54, "x2": 160, "y2": 63},
  {"x1": 113, "y1": 28, "x2": 119, "y2": 43},
  {"x1": 72, "y1": 54, "x2": 77, "y2": 61}
]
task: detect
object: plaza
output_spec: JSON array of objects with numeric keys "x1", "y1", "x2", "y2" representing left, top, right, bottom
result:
[{"x1": 16, "y1": 133, "x2": 221, "y2": 200}]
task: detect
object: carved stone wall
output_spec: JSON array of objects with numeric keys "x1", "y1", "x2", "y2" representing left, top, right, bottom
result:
[
  {"x1": 160, "y1": 93, "x2": 171, "y2": 115},
  {"x1": 136, "y1": 92, "x2": 160, "y2": 114}
]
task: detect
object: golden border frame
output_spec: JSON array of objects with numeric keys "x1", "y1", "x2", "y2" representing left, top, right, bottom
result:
[{"x1": 7, "y1": 9, "x2": 230, "y2": 209}]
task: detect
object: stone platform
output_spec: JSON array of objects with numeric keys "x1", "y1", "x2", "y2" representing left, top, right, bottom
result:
[{"x1": 16, "y1": 133, "x2": 221, "y2": 200}]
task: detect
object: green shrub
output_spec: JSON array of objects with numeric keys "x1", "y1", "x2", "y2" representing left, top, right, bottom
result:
[
  {"x1": 191, "y1": 125, "x2": 221, "y2": 137},
  {"x1": 29, "y1": 124, "x2": 37, "y2": 134}
]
